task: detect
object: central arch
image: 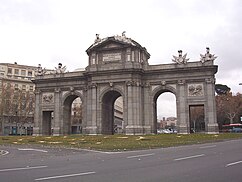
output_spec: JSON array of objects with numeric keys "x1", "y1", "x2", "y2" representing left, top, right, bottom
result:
[{"x1": 101, "y1": 90, "x2": 122, "y2": 134}]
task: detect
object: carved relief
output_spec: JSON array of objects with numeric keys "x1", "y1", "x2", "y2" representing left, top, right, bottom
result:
[
  {"x1": 205, "y1": 77, "x2": 215, "y2": 84},
  {"x1": 188, "y1": 84, "x2": 204, "y2": 96},
  {"x1": 151, "y1": 85, "x2": 159, "y2": 91},
  {"x1": 126, "y1": 81, "x2": 133, "y2": 86},
  {"x1": 178, "y1": 80, "x2": 185, "y2": 85},
  {"x1": 42, "y1": 93, "x2": 54, "y2": 103},
  {"x1": 109, "y1": 82, "x2": 113, "y2": 87}
]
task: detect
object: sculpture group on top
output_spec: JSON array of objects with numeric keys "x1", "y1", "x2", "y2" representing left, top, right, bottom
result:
[
  {"x1": 172, "y1": 50, "x2": 189, "y2": 64},
  {"x1": 54, "y1": 63, "x2": 66, "y2": 74},
  {"x1": 200, "y1": 47, "x2": 217, "y2": 63},
  {"x1": 35, "y1": 31, "x2": 217, "y2": 77},
  {"x1": 172, "y1": 47, "x2": 217, "y2": 65},
  {"x1": 35, "y1": 63, "x2": 67, "y2": 76},
  {"x1": 35, "y1": 64, "x2": 46, "y2": 76}
]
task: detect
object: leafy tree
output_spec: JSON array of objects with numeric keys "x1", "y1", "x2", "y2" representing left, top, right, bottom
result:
[{"x1": 215, "y1": 84, "x2": 231, "y2": 95}]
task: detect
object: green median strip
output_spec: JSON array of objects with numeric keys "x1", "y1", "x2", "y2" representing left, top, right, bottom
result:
[{"x1": 1, "y1": 133, "x2": 242, "y2": 152}]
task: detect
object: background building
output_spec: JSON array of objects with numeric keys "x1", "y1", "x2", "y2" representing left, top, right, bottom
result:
[{"x1": 0, "y1": 62, "x2": 41, "y2": 135}]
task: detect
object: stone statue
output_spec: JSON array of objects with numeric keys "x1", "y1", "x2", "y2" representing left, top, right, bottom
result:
[
  {"x1": 54, "y1": 63, "x2": 66, "y2": 74},
  {"x1": 200, "y1": 47, "x2": 217, "y2": 63},
  {"x1": 35, "y1": 64, "x2": 46, "y2": 76},
  {"x1": 122, "y1": 31, "x2": 126, "y2": 37},
  {"x1": 172, "y1": 50, "x2": 189, "y2": 64},
  {"x1": 95, "y1": 34, "x2": 100, "y2": 43}
]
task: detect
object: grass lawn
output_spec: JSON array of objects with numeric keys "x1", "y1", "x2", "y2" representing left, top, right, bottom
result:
[{"x1": 1, "y1": 133, "x2": 242, "y2": 151}]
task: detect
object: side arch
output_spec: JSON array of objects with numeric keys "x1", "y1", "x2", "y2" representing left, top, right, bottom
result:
[
  {"x1": 61, "y1": 91, "x2": 84, "y2": 134},
  {"x1": 62, "y1": 90, "x2": 84, "y2": 105},
  {"x1": 152, "y1": 85, "x2": 177, "y2": 100},
  {"x1": 151, "y1": 85, "x2": 177, "y2": 133}
]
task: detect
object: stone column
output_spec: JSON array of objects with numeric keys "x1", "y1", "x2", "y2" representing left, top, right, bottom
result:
[
  {"x1": 125, "y1": 81, "x2": 143, "y2": 135},
  {"x1": 53, "y1": 88, "x2": 61, "y2": 136},
  {"x1": 205, "y1": 78, "x2": 218, "y2": 133},
  {"x1": 177, "y1": 80, "x2": 189, "y2": 134},
  {"x1": 84, "y1": 83, "x2": 97, "y2": 134},
  {"x1": 33, "y1": 90, "x2": 41, "y2": 136},
  {"x1": 143, "y1": 82, "x2": 152, "y2": 134}
]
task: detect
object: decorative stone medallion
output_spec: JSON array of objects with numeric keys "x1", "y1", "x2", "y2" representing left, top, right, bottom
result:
[
  {"x1": 42, "y1": 93, "x2": 54, "y2": 103},
  {"x1": 188, "y1": 84, "x2": 204, "y2": 96}
]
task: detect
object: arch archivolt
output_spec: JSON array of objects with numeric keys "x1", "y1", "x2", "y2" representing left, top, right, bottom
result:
[
  {"x1": 99, "y1": 85, "x2": 124, "y2": 102},
  {"x1": 62, "y1": 90, "x2": 84, "y2": 104},
  {"x1": 151, "y1": 84, "x2": 177, "y2": 100}
]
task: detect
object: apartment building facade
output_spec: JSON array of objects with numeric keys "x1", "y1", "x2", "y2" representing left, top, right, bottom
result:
[{"x1": 0, "y1": 62, "x2": 38, "y2": 135}]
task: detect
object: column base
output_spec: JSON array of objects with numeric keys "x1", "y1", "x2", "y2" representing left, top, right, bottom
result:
[
  {"x1": 83, "y1": 126, "x2": 98, "y2": 135},
  {"x1": 52, "y1": 127, "x2": 61, "y2": 136},
  {"x1": 125, "y1": 125, "x2": 149, "y2": 135},
  {"x1": 33, "y1": 127, "x2": 41, "y2": 136},
  {"x1": 207, "y1": 123, "x2": 219, "y2": 134},
  {"x1": 178, "y1": 124, "x2": 189, "y2": 134}
]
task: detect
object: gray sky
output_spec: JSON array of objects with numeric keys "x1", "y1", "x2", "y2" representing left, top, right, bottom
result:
[{"x1": 0, "y1": 0, "x2": 241, "y2": 117}]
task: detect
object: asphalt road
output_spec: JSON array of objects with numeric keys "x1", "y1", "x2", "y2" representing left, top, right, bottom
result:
[{"x1": 1, "y1": 139, "x2": 242, "y2": 182}]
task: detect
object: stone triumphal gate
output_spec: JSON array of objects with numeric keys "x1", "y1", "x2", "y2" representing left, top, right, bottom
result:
[{"x1": 33, "y1": 34, "x2": 218, "y2": 136}]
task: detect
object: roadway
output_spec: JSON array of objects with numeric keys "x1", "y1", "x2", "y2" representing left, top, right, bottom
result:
[{"x1": 1, "y1": 139, "x2": 242, "y2": 182}]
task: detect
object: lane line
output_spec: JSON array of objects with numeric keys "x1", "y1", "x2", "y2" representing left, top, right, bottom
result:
[
  {"x1": 174, "y1": 154, "x2": 205, "y2": 161},
  {"x1": 0, "y1": 166, "x2": 48, "y2": 172},
  {"x1": 35, "y1": 171, "x2": 96, "y2": 181},
  {"x1": 199, "y1": 145, "x2": 217, "y2": 149},
  {"x1": 226, "y1": 161, "x2": 242, "y2": 167},
  {"x1": 18, "y1": 148, "x2": 48, "y2": 153},
  {"x1": 71, "y1": 148, "x2": 122, "y2": 154},
  {"x1": 127, "y1": 153, "x2": 155, "y2": 159}
]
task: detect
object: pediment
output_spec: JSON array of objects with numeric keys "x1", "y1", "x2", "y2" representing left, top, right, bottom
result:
[
  {"x1": 102, "y1": 42, "x2": 124, "y2": 49},
  {"x1": 93, "y1": 39, "x2": 130, "y2": 51},
  {"x1": 86, "y1": 36, "x2": 135, "y2": 55}
]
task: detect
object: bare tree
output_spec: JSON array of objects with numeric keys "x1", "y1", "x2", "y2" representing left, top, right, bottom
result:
[
  {"x1": 0, "y1": 82, "x2": 35, "y2": 135},
  {"x1": 216, "y1": 92, "x2": 242, "y2": 125}
]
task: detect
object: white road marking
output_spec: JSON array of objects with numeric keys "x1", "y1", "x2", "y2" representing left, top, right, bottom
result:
[
  {"x1": 127, "y1": 153, "x2": 155, "y2": 159},
  {"x1": 18, "y1": 148, "x2": 48, "y2": 153},
  {"x1": 226, "y1": 161, "x2": 242, "y2": 167},
  {"x1": 174, "y1": 154, "x2": 205, "y2": 161},
  {"x1": 199, "y1": 145, "x2": 217, "y2": 149},
  {"x1": 0, "y1": 166, "x2": 48, "y2": 172},
  {"x1": 35, "y1": 171, "x2": 96, "y2": 181},
  {"x1": 0, "y1": 150, "x2": 9, "y2": 156}
]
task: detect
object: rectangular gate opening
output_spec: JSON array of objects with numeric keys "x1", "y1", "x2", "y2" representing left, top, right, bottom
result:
[
  {"x1": 42, "y1": 111, "x2": 53, "y2": 135},
  {"x1": 189, "y1": 105, "x2": 205, "y2": 133}
]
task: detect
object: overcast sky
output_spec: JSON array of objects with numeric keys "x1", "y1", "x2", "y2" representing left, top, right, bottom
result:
[{"x1": 0, "y1": 0, "x2": 241, "y2": 117}]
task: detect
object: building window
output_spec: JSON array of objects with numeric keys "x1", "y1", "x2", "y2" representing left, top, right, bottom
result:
[
  {"x1": 21, "y1": 70, "x2": 26, "y2": 76},
  {"x1": 29, "y1": 85, "x2": 34, "y2": 91},
  {"x1": 14, "y1": 69, "x2": 19, "y2": 75},
  {"x1": 8, "y1": 68, "x2": 12, "y2": 74},
  {"x1": 14, "y1": 84, "x2": 18, "y2": 90},
  {"x1": 22, "y1": 85, "x2": 26, "y2": 91},
  {"x1": 28, "y1": 71, "x2": 32, "y2": 76}
]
